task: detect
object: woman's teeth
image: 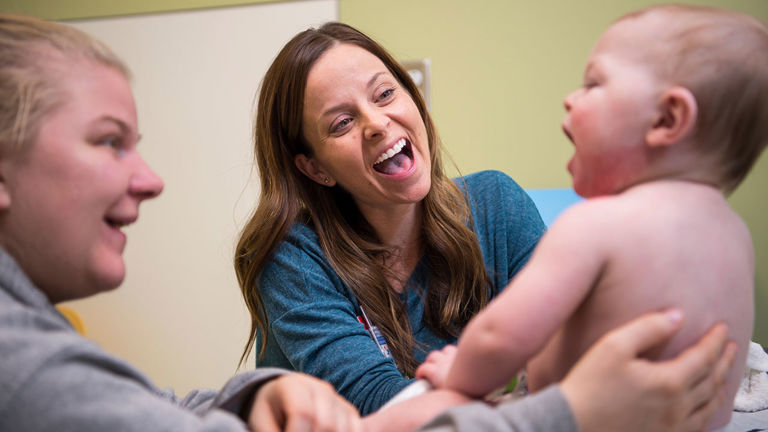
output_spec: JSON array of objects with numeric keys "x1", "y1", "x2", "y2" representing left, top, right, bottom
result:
[{"x1": 374, "y1": 138, "x2": 406, "y2": 165}]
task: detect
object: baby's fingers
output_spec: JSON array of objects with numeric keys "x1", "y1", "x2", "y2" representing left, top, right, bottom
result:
[{"x1": 415, "y1": 362, "x2": 437, "y2": 381}]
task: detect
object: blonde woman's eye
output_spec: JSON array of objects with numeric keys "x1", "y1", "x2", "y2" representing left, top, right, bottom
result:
[
  {"x1": 98, "y1": 136, "x2": 128, "y2": 156},
  {"x1": 104, "y1": 137, "x2": 120, "y2": 148}
]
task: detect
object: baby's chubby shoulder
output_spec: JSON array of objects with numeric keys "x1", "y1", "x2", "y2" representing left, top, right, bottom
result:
[
  {"x1": 617, "y1": 181, "x2": 732, "y2": 223},
  {"x1": 550, "y1": 182, "x2": 730, "y2": 243},
  {"x1": 541, "y1": 193, "x2": 659, "y2": 251},
  {"x1": 548, "y1": 195, "x2": 620, "y2": 229}
]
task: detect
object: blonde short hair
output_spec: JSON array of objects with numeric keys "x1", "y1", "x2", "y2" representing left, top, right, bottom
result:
[{"x1": 0, "y1": 14, "x2": 129, "y2": 155}]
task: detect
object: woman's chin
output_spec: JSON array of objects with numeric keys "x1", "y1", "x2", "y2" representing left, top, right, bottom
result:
[{"x1": 89, "y1": 257, "x2": 126, "y2": 294}]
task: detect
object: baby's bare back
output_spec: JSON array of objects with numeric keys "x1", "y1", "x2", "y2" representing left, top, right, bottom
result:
[{"x1": 527, "y1": 181, "x2": 753, "y2": 428}]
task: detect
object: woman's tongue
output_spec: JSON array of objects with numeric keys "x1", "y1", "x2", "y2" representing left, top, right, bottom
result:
[{"x1": 374, "y1": 153, "x2": 412, "y2": 175}]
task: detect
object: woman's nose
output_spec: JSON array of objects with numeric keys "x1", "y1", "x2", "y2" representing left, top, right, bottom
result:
[
  {"x1": 362, "y1": 108, "x2": 390, "y2": 141},
  {"x1": 130, "y1": 156, "x2": 164, "y2": 201}
]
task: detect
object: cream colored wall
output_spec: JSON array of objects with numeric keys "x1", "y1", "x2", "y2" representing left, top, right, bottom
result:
[{"x1": 340, "y1": 0, "x2": 768, "y2": 345}]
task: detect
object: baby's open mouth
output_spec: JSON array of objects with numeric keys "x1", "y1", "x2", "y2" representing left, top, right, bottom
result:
[
  {"x1": 562, "y1": 124, "x2": 574, "y2": 143},
  {"x1": 373, "y1": 138, "x2": 414, "y2": 175}
]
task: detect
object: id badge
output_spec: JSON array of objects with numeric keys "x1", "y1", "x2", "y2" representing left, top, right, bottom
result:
[{"x1": 357, "y1": 306, "x2": 391, "y2": 358}]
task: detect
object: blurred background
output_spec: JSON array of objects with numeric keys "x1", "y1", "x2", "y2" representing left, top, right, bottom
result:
[{"x1": 2, "y1": 0, "x2": 765, "y2": 394}]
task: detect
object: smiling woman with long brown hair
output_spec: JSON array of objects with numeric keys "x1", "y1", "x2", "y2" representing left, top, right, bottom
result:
[{"x1": 234, "y1": 22, "x2": 529, "y2": 415}]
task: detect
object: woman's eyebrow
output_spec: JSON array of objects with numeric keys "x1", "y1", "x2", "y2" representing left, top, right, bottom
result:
[
  {"x1": 93, "y1": 115, "x2": 130, "y2": 132},
  {"x1": 319, "y1": 71, "x2": 390, "y2": 118},
  {"x1": 92, "y1": 116, "x2": 141, "y2": 142},
  {"x1": 321, "y1": 103, "x2": 348, "y2": 118},
  {"x1": 367, "y1": 71, "x2": 387, "y2": 88}
]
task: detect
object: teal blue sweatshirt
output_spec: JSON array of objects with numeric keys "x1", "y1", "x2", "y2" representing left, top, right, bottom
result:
[{"x1": 255, "y1": 170, "x2": 546, "y2": 414}]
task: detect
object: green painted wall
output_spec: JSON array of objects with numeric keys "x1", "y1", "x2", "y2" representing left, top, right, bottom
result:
[
  {"x1": 2, "y1": 0, "x2": 766, "y2": 344},
  {"x1": 339, "y1": 0, "x2": 768, "y2": 344}
]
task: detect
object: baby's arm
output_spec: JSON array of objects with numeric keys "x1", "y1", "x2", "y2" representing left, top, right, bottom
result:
[{"x1": 442, "y1": 202, "x2": 608, "y2": 397}]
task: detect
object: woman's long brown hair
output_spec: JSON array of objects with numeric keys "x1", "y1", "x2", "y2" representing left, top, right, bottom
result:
[{"x1": 235, "y1": 22, "x2": 493, "y2": 376}]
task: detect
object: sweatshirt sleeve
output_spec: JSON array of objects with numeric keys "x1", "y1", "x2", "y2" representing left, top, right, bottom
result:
[
  {"x1": 417, "y1": 385, "x2": 578, "y2": 432},
  {"x1": 0, "y1": 306, "x2": 287, "y2": 432},
  {"x1": 257, "y1": 225, "x2": 411, "y2": 415},
  {"x1": 161, "y1": 369, "x2": 288, "y2": 418}
]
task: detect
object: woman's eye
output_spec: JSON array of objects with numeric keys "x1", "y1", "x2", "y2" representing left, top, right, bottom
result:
[
  {"x1": 583, "y1": 81, "x2": 598, "y2": 90},
  {"x1": 97, "y1": 135, "x2": 128, "y2": 156},
  {"x1": 377, "y1": 88, "x2": 394, "y2": 101},
  {"x1": 102, "y1": 136, "x2": 122, "y2": 148},
  {"x1": 331, "y1": 117, "x2": 352, "y2": 133}
]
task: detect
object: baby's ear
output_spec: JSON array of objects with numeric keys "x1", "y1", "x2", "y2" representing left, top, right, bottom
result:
[{"x1": 646, "y1": 87, "x2": 698, "y2": 147}]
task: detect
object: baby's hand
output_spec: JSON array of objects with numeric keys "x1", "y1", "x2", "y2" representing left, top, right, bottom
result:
[{"x1": 415, "y1": 344, "x2": 458, "y2": 389}]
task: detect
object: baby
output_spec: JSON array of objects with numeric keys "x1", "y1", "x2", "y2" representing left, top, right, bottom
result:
[{"x1": 417, "y1": 5, "x2": 768, "y2": 429}]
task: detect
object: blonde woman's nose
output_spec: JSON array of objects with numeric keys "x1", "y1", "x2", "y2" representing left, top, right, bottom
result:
[{"x1": 130, "y1": 157, "x2": 164, "y2": 200}]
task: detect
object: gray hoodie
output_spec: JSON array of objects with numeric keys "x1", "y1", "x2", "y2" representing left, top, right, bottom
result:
[{"x1": 0, "y1": 248, "x2": 284, "y2": 432}]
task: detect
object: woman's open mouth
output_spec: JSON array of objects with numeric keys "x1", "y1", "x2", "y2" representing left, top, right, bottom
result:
[{"x1": 372, "y1": 138, "x2": 414, "y2": 175}]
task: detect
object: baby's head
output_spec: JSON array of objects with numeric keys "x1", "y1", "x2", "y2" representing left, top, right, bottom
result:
[
  {"x1": 564, "y1": 5, "x2": 768, "y2": 197},
  {"x1": 617, "y1": 5, "x2": 768, "y2": 192},
  {"x1": 615, "y1": 5, "x2": 768, "y2": 193}
]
